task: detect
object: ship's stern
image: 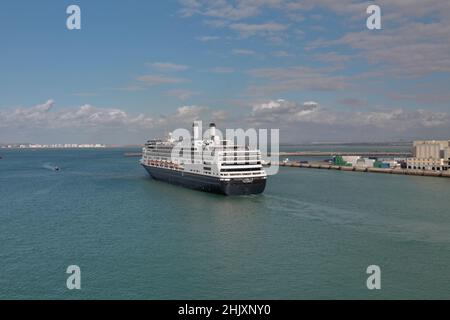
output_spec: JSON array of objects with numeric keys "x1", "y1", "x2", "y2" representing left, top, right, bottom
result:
[{"x1": 220, "y1": 177, "x2": 266, "y2": 196}]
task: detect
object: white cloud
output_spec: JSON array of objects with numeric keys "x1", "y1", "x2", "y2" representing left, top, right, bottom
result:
[
  {"x1": 178, "y1": 1, "x2": 290, "y2": 40},
  {"x1": 303, "y1": 1, "x2": 450, "y2": 78},
  {"x1": 166, "y1": 89, "x2": 199, "y2": 100},
  {"x1": 388, "y1": 92, "x2": 450, "y2": 104},
  {"x1": 0, "y1": 101, "x2": 224, "y2": 134},
  {"x1": 0, "y1": 100, "x2": 155, "y2": 130},
  {"x1": 250, "y1": 99, "x2": 322, "y2": 124},
  {"x1": 174, "y1": 105, "x2": 207, "y2": 119},
  {"x1": 114, "y1": 85, "x2": 146, "y2": 92},
  {"x1": 311, "y1": 21, "x2": 450, "y2": 77},
  {"x1": 249, "y1": 99, "x2": 450, "y2": 133},
  {"x1": 247, "y1": 66, "x2": 349, "y2": 95},
  {"x1": 178, "y1": 0, "x2": 284, "y2": 21},
  {"x1": 147, "y1": 62, "x2": 189, "y2": 72},
  {"x1": 179, "y1": 0, "x2": 450, "y2": 79},
  {"x1": 212, "y1": 109, "x2": 229, "y2": 121},
  {"x1": 196, "y1": 35, "x2": 220, "y2": 42},
  {"x1": 2, "y1": 99, "x2": 450, "y2": 143},
  {"x1": 203, "y1": 19, "x2": 229, "y2": 28},
  {"x1": 232, "y1": 48, "x2": 255, "y2": 55},
  {"x1": 229, "y1": 22, "x2": 287, "y2": 38}
]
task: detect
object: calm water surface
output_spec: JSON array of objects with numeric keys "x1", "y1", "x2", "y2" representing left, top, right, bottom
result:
[{"x1": 0, "y1": 148, "x2": 449, "y2": 299}]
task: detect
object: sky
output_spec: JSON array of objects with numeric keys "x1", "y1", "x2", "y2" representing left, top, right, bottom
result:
[{"x1": 1, "y1": 0, "x2": 450, "y2": 144}]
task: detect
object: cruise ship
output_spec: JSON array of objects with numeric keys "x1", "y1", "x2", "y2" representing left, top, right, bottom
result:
[{"x1": 140, "y1": 122, "x2": 267, "y2": 195}]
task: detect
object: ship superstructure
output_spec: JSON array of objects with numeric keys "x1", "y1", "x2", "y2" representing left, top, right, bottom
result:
[{"x1": 140, "y1": 122, "x2": 267, "y2": 195}]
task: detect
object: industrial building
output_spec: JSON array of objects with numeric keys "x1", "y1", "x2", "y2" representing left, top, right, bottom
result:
[
  {"x1": 333, "y1": 156, "x2": 379, "y2": 168},
  {"x1": 407, "y1": 140, "x2": 450, "y2": 171}
]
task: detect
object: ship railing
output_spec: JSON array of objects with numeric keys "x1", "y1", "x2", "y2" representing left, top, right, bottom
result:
[
  {"x1": 220, "y1": 158, "x2": 260, "y2": 162},
  {"x1": 149, "y1": 149, "x2": 261, "y2": 158},
  {"x1": 149, "y1": 151, "x2": 260, "y2": 165},
  {"x1": 219, "y1": 161, "x2": 262, "y2": 168},
  {"x1": 217, "y1": 150, "x2": 261, "y2": 154},
  {"x1": 220, "y1": 152, "x2": 260, "y2": 156},
  {"x1": 220, "y1": 163, "x2": 261, "y2": 168},
  {"x1": 220, "y1": 163, "x2": 262, "y2": 168},
  {"x1": 220, "y1": 172, "x2": 266, "y2": 177},
  {"x1": 220, "y1": 157, "x2": 259, "y2": 160},
  {"x1": 220, "y1": 156, "x2": 259, "y2": 159}
]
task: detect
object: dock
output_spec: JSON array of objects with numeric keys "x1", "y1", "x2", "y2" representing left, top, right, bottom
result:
[{"x1": 276, "y1": 161, "x2": 450, "y2": 178}]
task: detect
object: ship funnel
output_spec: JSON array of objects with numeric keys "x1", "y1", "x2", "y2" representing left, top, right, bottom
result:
[
  {"x1": 209, "y1": 123, "x2": 216, "y2": 138},
  {"x1": 192, "y1": 121, "x2": 201, "y2": 141}
]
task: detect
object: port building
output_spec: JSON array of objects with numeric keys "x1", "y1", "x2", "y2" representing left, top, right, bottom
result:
[
  {"x1": 332, "y1": 156, "x2": 377, "y2": 168},
  {"x1": 407, "y1": 140, "x2": 450, "y2": 171}
]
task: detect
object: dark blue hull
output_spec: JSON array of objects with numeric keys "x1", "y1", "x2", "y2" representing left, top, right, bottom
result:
[{"x1": 142, "y1": 164, "x2": 266, "y2": 196}]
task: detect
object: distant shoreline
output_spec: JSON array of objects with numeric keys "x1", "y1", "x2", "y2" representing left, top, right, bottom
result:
[{"x1": 1, "y1": 142, "x2": 412, "y2": 149}]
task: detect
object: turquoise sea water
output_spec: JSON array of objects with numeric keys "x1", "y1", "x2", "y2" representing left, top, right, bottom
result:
[{"x1": 0, "y1": 148, "x2": 449, "y2": 299}]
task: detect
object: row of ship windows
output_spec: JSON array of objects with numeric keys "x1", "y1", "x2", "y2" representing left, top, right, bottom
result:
[
  {"x1": 145, "y1": 159, "x2": 262, "y2": 175},
  {"x1": 146, "y1": 149, "x2": 260, "y2": 155},
  {"x1": 146, "y1": 150, "x2": 259, "y2": 155},
  {"x1": 146, "y1": 157, "x2": 261, "y2": 163},
  {"x1": 221, "y1": 172, "x2": 264, "y2": 177},
  {"x1": 222, "y1": 162, "x2": 261, "y2": 165},
  {"x1": 220, "y1": 168, "x2": 262, "y2": 172},
  {"x1": 147, "y1": 145, "x2": 255, "y2": 151},
  {"x1": 186, "y1": 171, "x2": 263, "y2": 177},
  {"x1": 144, "y1": 157, "x2": 260, "y2": 165},
  {"x1": 148, "y1": 163, "x2": 262, "y2": 172},
  {"x1": 146, "y1": 153, "x2": 260, "y2": 160},
  {"x1": 185, "y1": 167, "x2": 262, "y2": 173}
]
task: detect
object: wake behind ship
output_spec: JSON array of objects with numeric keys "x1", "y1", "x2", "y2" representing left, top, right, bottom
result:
[{"x1": 140, "y1": 122, "x2": 267, "y2": 195}]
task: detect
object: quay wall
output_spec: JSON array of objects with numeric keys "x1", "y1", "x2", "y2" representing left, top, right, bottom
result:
[{"x1": 276, "y1": 162, "x2": 450, "y2": 178}]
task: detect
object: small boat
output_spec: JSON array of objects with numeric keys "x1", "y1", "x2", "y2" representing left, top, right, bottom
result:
[{"x1": 54, "y1": 167, "x2": 60, "y2": 171}]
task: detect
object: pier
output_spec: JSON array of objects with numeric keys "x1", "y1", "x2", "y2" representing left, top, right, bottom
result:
[{"x1": 276, "y1": 161, "x2": 450, "y2": 178}]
